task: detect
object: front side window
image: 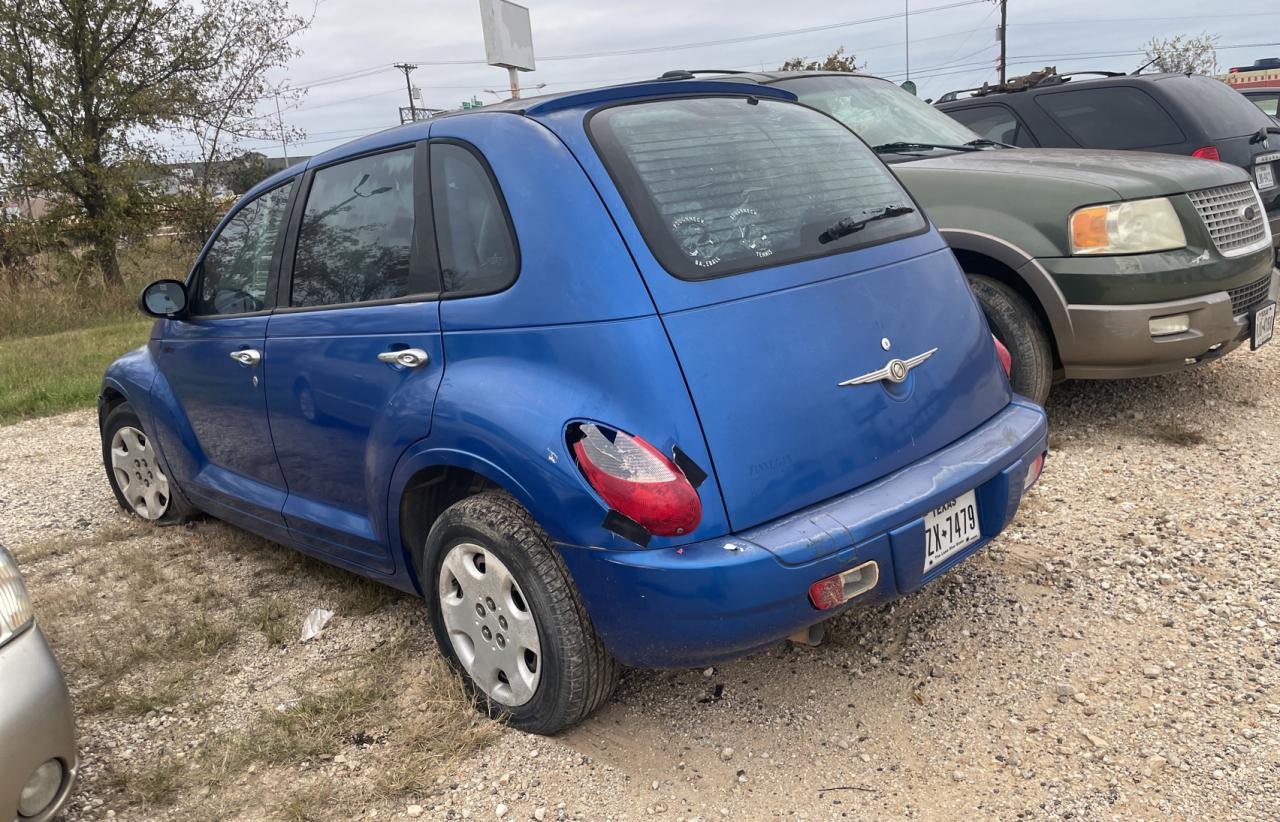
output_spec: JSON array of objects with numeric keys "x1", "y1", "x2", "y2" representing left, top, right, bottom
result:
[
  {"x1": 590, "y1": 96, "x2": 925, "y2": 280},
  {"x1": 431, "y1": 143, "x2": 518, "y2": 294},
  {"x1": 194, "y1": 182, "x2": 293, "y2": 316},
  {"x1": 1035, "y1": 87, "x2": 1185, "y2": 149},
  {"x1": 778, "y1": 75, "x2": 982, "y2": 149},
  {"x1": 291, "y1": 148, "x2": 415, "y2": 308},
  {"x1": 946, "y1": 104, "x2": 1038, "y2": 147}
]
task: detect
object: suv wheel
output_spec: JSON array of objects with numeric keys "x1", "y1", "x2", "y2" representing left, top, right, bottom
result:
[
  {"x1": 967, "y1": 274, "x2": 1053, "y2": 405},
  {"x1": 102, "y1": 403, "x2": 195, "y2": 524},
  {"x1": 423, "y1": 490, "x2": 618, "y2": 734}
]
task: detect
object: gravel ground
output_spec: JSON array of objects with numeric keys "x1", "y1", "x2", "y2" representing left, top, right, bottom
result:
[{"x1": 2, "y1": 343, "x2": 1278, "y2": 821}]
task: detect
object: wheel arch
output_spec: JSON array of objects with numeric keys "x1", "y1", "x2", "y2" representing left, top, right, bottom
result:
[{"x1": 941, "y1": 228, "x2": 1075, "y2": 369}]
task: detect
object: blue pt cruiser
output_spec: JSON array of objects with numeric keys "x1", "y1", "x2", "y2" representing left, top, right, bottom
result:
[{"x1": 103, "y1": 79, "x2": 1048, "y2": 733}]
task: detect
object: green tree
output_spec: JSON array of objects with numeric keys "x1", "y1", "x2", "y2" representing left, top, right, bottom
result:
[
  {"x1": 223, "y1": 152, "x2": 275, "y2": 197},
  {"x1": 0, "y1": 0, "x2": 307, "y2": 284},
  {"x1": 779, "y1": 46, "x2": 863, "y2": 73},
  {"x1": 1142, "y1": 32, "x2": 1219, "y2": 75}
]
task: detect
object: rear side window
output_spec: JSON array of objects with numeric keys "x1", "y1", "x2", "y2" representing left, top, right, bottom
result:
[
  {"x1": 1167, "y1": 75, "x2": 1275, "y2": 139},
  {"x1": 590, "y1": 96, "x2": 925, "y2": 280},
  {"x1": 1251, "y1": 94, "x2": 1279, "y2": 117},
  {"x1": 1035, "y1": 87, "x2": 1185, "y2": 149},
  {"x1": 431, "y1": 143, "x2": 518, "y2": 294},
  {"x1": 947, "y1": 105, "x2": 1038, "y2": 147},
  {"x1": 195, "y1": 181, "x2": 293, "y2": 316},
  {"x1": 291, "y1": 147, "x2": 415, "y2": 308}
]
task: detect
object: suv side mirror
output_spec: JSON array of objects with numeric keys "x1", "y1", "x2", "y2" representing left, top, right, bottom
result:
[{"x1": 139, "y1": 279, "x2": 188, "y2": 319}]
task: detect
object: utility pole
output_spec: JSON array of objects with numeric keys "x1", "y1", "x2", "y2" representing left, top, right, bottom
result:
[
  {"x1": 273, "y1": 94, "x2": 289, "y2": 163},
  {"x1": 904, "y1": 0, "x2": 910, "y2": 82},
  {"x1": 998, "y1": 0, "x2": 1008, "y2": 84},
  {"x1": 395, "y1": 63, "x2": 419, "y2": 120}
]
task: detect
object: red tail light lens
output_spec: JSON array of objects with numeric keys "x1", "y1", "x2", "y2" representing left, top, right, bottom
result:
[
  {"x1": 992, "y1": 335, "x2": 1012, "y2": 378},
  {"x1": 1192, "y1": 146, "x2": 1221, "y2": 161},
  {"x1": 1024, "y1": 452, "x2": 1046, "y2": 491},
  {"x1": 570, "y1": 423, "x2": 702, "y2": 537}
]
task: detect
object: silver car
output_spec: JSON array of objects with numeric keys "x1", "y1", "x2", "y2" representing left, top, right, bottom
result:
[{"x1": 0, "y1": 544, "x2": 76, "y2": 821}]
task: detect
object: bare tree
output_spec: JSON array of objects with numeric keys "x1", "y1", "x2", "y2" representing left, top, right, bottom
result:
[{"x1": 1142, "y1": 32, "x2": 1220, "y2": 75}]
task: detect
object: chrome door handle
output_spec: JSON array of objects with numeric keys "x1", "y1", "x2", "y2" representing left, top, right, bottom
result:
[
  {"x1": 230, "y1": 349, "x2": 261, "y2": 367},
  {"x1": 377, "y1": 348, "x2": 429, "y2": 368}
]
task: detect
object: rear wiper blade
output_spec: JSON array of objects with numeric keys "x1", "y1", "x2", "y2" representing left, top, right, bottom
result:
[
  {"x1": 872, "y1": 141, "x2": 981, "y2": 154},
  {"x1": 818, "y1": 206, "x2": 916, "y2": 244}
]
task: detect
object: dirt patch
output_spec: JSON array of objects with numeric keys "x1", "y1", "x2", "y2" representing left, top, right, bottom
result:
[{"x1": 2, "y1": 342, "x2": 1279, "y2": 820}]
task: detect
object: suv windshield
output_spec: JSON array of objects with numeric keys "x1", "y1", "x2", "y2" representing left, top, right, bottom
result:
[
  {"x1": 589, "y1": 95, "x2": 925, "y2": 280},
  {"x1": 775, "y1": 75, "x2": 982, "y2": 151}
]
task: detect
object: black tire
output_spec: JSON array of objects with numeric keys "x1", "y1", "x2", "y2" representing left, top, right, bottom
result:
[
  {"x1": 102, "y1": 403, "x2": 197, "y2": 525},
  {"x1": 422, "y1": 490, "x2": 619, "y2": 735},
  {"x1": 967, "y1": 274, "x2": 1054, "y2": 405}
]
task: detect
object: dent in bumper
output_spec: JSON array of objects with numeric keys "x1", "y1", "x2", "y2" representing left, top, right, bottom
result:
[
  {"x1": 1059, "y1": 268, "x2": 1278, "y2": 379},
  {"x1": 0, "y1": 627, "x2": 77, "y2": 822},
  {"x1": 558, "y1": 399, "x2": 1049, "y2": 669}
]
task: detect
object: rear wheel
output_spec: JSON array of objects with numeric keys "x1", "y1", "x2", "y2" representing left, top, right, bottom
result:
[
  {"x1": 967, "y1": 274, "x2": 1053, "y2": 405},
  {"x1": 102, "y1": 403, "x2": 196, "y2": 524},
  {"x1": 423, "y1": 491, "x2": 618, "y2": 734}
]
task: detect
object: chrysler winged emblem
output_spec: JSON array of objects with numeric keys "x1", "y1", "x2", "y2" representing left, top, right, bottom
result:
[{"x1": 838, "y1": 348, "x2": 938, "y2": 387}]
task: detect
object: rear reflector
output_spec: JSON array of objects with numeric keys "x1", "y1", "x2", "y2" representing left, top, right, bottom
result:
[
  {"x1": 1192, "y1": 146, "x2": 1221, "y2": 161},
  {"x1": 1023, "y1": 452, "x2": 1046, "y2": 491},
  {"x1": 569, "y1": 422, "x2": 702, "y2": 537},
  {"x1": 808, "y1": 560, "x2": 879, "y2": 610}
]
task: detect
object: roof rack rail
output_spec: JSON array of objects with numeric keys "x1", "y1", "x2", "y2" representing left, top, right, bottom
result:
[
  {"x1": 657, "y1": 69, "x2": 750, "y2": 81},
  {"x1": 938, "y1": 66, "x2": 1125, "y2": 102}
]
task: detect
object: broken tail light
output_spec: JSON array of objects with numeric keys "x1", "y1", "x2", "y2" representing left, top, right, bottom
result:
[
  {"x1": 569, "y1": 423, "x2": 702, "y2": 538},
  {"x1": 992, "y1": 335, "x2": 1012, "y2": 378}
]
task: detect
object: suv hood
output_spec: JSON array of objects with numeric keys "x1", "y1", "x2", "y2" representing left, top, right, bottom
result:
[{"x1": 904, "y1": 147, "x2": 1248, "y2": 200}]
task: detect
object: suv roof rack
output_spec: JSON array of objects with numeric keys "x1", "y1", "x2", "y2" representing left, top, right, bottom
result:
[
  {"x1": 657, "y1": 69, "x2": 750, "y2": 81},
  {"x1": 936, "y1": 66, "x2": 1128, "y2": 103}
]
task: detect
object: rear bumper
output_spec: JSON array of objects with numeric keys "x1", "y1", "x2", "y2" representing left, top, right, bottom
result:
[
  {"x1": 1059, "y1": 266, "x2": 1278, "y2": 380},
  {"x1": 0, "y1": 627, "x2": 77, "y2": 822},
  {"x1": 558, "y1": 398, "x2": 1048, "y2": 669}
]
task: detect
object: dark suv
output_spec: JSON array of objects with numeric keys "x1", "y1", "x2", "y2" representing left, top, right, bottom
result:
[{"x1": 936, "y1": 70, "x2": 1280, "y2": 258}]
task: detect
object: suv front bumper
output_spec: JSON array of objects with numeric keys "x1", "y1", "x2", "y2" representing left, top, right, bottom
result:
[
  {"x1": 557, "y1": 399, "x2": 1048, "y2": 669},
  {"x1": 0, "y1": 627, "x2": 77, "y2": 822},
  {"x1": 1058, "y1": 267, "x2": 1278, "y2": 379}
]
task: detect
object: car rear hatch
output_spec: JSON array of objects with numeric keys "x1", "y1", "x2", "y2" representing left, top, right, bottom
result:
[
  {"x1": 578, "y1": 93, "x2": 1011, "y2": 532},
  {"x1": 1165, "y1": 75, "x2": 1280, "y2": 213}
]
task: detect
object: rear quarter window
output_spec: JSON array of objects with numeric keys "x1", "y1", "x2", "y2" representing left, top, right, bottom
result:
[
  {"x1": 1164, "y1": 75, "x2": 1275, "y2": 139},
  {"x1": 1034, "y1": 86, "x2": 1186, "y2": 149},
  {"x1": 589, "y1": 95, "x2": 925, "y2": 280}
]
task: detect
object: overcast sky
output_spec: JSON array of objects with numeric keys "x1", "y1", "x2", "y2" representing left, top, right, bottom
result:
[{"x1": 216, "y1": 0, "x2": 1280, "y2": 160}]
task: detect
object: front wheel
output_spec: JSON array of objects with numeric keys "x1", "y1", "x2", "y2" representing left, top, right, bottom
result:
[
  {"x1": 423, "y1": 491, "x2": 619, "y2": 734},
  {"x1": 967, "y1": 274, "x2": 1054, "y2": 405},
  {"x1": 101, "y1": 403, "x2": 196, "y2": 524}
]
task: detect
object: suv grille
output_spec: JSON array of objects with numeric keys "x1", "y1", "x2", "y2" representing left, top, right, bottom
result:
[
  {"x1": 1187, "y1": 183, "x2": 1270, "y2": 257},
  {"x1": 1229, "y1": 274, "x2": 1273, "y2": 316}
]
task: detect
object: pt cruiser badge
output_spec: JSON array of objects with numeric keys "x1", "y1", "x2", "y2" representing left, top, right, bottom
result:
[{"x1": 839, "y1": 348, "x2": 938, "y2": 387}]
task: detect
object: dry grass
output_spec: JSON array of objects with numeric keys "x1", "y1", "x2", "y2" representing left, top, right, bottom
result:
[{"x1": 17, "y1": 516, "x2": 497, "y2": 820}]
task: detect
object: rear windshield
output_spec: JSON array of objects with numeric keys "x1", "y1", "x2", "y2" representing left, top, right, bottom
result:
[
  {"x1": 1162, "y1": 74, "x2": 1274, "y2": 139},
  {"x1": 1035, "y1": 86, "x2": 1186, "y2": 149},
  {"x1": 589, "y1": 96, "x2": 925, "y2": 280}
]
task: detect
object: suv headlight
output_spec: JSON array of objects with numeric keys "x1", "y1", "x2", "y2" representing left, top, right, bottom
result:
[
  {"x1": 0, "y1": 544, "x2": 34, "y2": 647},
  {"x1": 1069, "y1": 197, "x2": 1186, "y2": 255}
]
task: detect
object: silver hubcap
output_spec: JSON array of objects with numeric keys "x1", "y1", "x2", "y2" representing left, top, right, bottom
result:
[
  {"x1": 438, "y1": 542, "x2": 541, "y2": 707},
  {"x1": 110, "y1": 426, "x2": 169, "y2": 520}
]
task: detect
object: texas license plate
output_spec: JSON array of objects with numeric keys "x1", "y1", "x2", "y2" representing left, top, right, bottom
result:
[
  {"x1": 1253, "y1": 301, "x2": 1276, "y2": 351},
  {"x1": 923, "y1": 490, "x2": 980, "y2": 572},
  {"x1": 1256, "y1": 162, "x2": 1276, "y2": 191}
]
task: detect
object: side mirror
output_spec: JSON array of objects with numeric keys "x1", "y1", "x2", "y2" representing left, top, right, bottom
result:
[{"x1": 139, "y1": 279, "x2": 188, "y2": 319}]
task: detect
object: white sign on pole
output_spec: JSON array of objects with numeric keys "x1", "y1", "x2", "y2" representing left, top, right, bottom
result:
[{"x1": 479, "y1": 0, "x2": 535, "y2": 72}]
